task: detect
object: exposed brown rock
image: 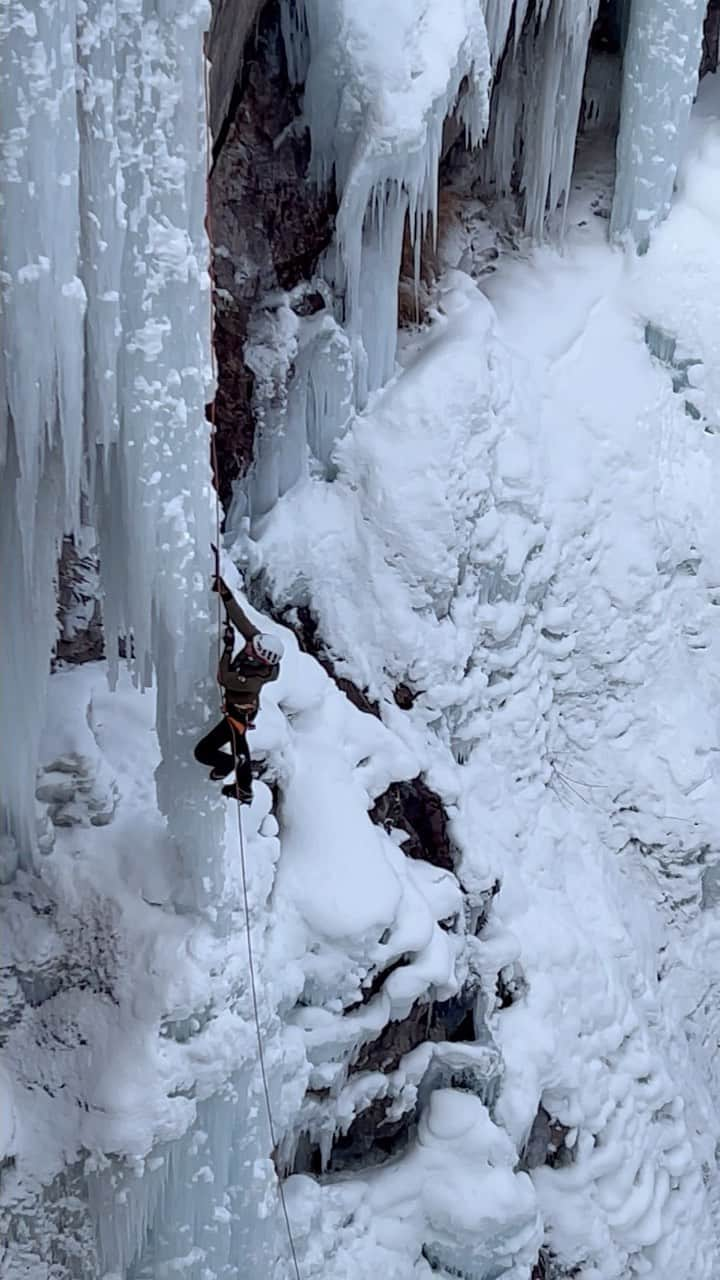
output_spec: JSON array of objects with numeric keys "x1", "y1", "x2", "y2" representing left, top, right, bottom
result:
[
  {"x1": 206, "y1": 0, "x2": 266, "y2": 147},
  {"x1": 522, "y1": 1104, "x2": 574, "y2": 1171},
  {"x1": 207, "y1": 1, "x2": 336, "y2": 506},
  {"x1": 397, "y1": 189, "x2": 465, "y2": 328},
  {"x1": 532, "y1": 1249, "x2": 582, "y2": 1280},
  {"x1": 352, "y1": 989, "x2": 476, "y2": 1077},
  {"x1": 288, "y1": 1091, "x2": 418, "y2": 1178},
  {"x1": 369, "y1": 777, "x2": 458, "y2": 872},
  {"x1": 393, "y1": 682, "x2": 417, "y2": 709}
]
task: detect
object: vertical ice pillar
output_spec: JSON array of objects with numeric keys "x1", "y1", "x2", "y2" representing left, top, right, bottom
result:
[
  {"x1": 482, "y1": 0, "x2": 600, "y2": 239},
  {"x1": 0, "y1": 0, "x2": 225, "y2": 905},
  {"x1": 89, "y1": 1, "x2": 226, "y2": 913},
  {"x1": 0, "y1": 0, "x2": 85, "y2": 865},
  {"x1": 611, "y1": 0, "x2": 706, "y2": 249}
]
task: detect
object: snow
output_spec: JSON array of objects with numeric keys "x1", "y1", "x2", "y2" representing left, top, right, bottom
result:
[
  {"x1": 5, "y1": 3, "x2": 720, "y2": 1278},
  {"x1": 227, "y1": 85, "x2": 720, "y2": 1278},
  {"x1": 248, "y1": 1, "x2": 711, "y2": 525}
]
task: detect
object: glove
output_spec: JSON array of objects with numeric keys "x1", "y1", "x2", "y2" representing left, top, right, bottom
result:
[{"x1": 223, "y1": 622, "x2": 235, "y2": 650}]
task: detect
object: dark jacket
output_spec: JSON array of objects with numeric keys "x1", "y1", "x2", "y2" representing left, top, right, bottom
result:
[{"x1": 218, "y1": 595, "x2": 279, "y2": 717}]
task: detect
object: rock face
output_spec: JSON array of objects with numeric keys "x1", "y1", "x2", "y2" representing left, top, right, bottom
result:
[
  {"x1": 55, "y1": 532, "x2": 104, "y2": 666},
  {"x1": 207, "y1": 0, "x2": 336, "y2": 505},
  {"x1": 701, "y1": 0, "x2": 720, "y2": 78},
  {"x1": 206, "y1": 0, "x2": 265, "y2": 146},
  {"x1": 370, "y1": 778, "x2": 459, "y2": 874}
]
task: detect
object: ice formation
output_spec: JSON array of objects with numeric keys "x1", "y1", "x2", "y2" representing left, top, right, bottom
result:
[
  {"x1": 4, "y1": 0, "x2": 720, "y2": 1278},
  {"x1": 249, "y1": 0, "x2": 713, "y2": 523},
  {"x1": 482, "y1": 0, "x2": 601, "y2": 237},
  {"x1": 245, "y1": 0, "x2": 492, "y2": 519},
  {"x1": 281, "y1": 0, "x2": 490, "y2": 388},
  {"x1": 611, "y1": 0, "x2": 707, "y2": 247},
  {"x1": 244, "y1": 90, "x2": 720, "y2": 1271},
  {"x1": 0, "y1": 0, "x2": 221, "y2": 902}
]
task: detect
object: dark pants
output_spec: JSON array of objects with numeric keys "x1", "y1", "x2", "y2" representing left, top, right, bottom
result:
[{"x1": 194, "y1": 718, "x2": 252, "y2": 792}]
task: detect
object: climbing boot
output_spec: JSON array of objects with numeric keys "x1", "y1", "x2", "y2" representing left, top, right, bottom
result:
[
  {"x1": 222, "y1": 783, "x2": 253, "y2": 805},
  {"x1": 209, "y1": 766, "x2": 230, "y2": 781}
]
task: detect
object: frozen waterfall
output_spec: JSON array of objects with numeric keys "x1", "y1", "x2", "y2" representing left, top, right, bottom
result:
[
  {"x1": 0, "y1": 0, "x2": 223, "y2": 904},
  {"x1": 3, "y1": 1, "x2": 720, "y2": 1278},
  {"x1": 246, "y1": 0, "x2": 711, "y2": 523},
  {"x1": 611, "y1": 0, "x2": 707, "y2": 247}
]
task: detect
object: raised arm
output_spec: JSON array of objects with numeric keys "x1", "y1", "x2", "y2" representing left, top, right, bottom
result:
[
  {"x1": 218, "y1": 620, "x2": 248, "y2": 692},
  {"x1": 217, "y1": 578, "x2": 259, "y2": 642}
]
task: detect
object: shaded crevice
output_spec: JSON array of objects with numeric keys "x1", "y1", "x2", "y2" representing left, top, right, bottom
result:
[
  {"x1": 207, "y1": 0, "x2": 337, "y2": 507},
  {"x1": 521, "y1": 1105, "x2": 575, "y2": 1172},
  {"x1": 701, "y1": 0, "x2": 720, "y2": 78},
  {"x1": 531, "y1": 1249, "x2": 582, "y2": 1280},
  {"x1": 370, "y1": 778, "x2": 458, "y2": 873},
  {"x1": 290, "y1": 1093, "x2": 419, "y2": 1178},
  {"x1": 351, "y1": 987, "x2": 479, "y2": 1078},
  {"x1": 274, "y1": 602, "x2": 381, "y2": 718},
  {"x1": 54, "y1": 532, "x2": 104, "y2": 666},
  {"x1": 343, "y1": 953, "x2": 414, "y2": 1014},
  {"x1": 496, "y1": 960, "x2": 527, "y2": 1010},
  {"x1": 590, "y1": 0, "x2": 626, "y2": 55}
]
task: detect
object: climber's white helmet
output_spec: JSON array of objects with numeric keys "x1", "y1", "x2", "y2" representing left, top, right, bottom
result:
[{"x1": 252, "y1": 632, "x2": 284, "y2": 665}]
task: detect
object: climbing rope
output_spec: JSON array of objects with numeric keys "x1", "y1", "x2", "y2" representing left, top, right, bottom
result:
[{"x1": 203, "y1": 47, "x2": 303, "y2": 1280}]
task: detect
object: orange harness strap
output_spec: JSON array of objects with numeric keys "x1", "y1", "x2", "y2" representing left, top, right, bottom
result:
[{"x1": 225, "y1": 713, "x2": 248, "y2": 735}]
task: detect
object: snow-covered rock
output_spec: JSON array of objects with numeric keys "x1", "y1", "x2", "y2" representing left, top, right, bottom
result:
[{"x1": 4, "y1": 3, "x2": 720, "y2": 1280}]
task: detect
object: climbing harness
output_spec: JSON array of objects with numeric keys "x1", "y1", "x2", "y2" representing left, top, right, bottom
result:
[
  {"x1": 224, "y1": 710, "x2": 253, "y2": 736},
  {"x1": 203, "y1": 48, "x2": 302, "y2": 1280}
]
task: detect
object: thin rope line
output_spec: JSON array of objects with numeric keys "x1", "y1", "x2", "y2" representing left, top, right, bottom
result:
[
  {"x1": 203, "y1": 42, "x2": 302, "y2": 1280},
  {"x1": 228, "y1": 727, "x2": 303, "y2": 1280}
]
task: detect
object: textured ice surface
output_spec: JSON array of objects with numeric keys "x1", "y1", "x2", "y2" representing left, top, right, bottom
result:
[
  {"x1": 611, "y1": 0, "x2": 706, "y2": 247},
  {"x1": 282, "y1": 0, "x2": 490, "y2": 367},
  {"x1": 5, "y1": 4, "x2": 720, "y2": 1279},
  {"x1": 239, "y1": 96, "x2": 720, "y2": 1275},
  {"x1": 251, "y1": 0, "x2": 654, "y2": 521},
  {"x1": 482, "y1": 0, "x2": 601, "y2": 237},
  {"x1": 0, "y1": 0, "x2": 220, "y2": 900}
]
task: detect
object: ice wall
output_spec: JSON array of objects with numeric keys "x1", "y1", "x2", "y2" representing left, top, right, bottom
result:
[
  {"x1": 283, "y1": 0, "x2": 490, "y2": 392},
  {"x1": 243, "y1": 0, "x2": 492, "y2": 521},
  {"x1": 243, "y1": 0, "x2": 713, "y2": 530},
  {"x1": 611, "y1": 0, "x2": 707, "y2": 248},
  {"x1": 483, "y1": 0, "x2": 601, "y2": 237},
  {"x1": 0, "y1": 0, "x2": 223, "y2": 903},
  {"x1": 246, "y1": 1, "x2": 632, "y2": 522}
]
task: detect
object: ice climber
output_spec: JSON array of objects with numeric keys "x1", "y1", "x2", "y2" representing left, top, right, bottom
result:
[{"x1": 194, "y1": 576, "x2": 284, "y2": 804}]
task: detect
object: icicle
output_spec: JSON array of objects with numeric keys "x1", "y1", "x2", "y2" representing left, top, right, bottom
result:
[
  {"x1": 0, "y1": 0, "x2": 85, "y2": 858},
  {"x1": 1, "y1": 0, "x2": 224, "y2": 903},
  {"x1": 280, "y1": 0, "x2": 491, "y2": 399},
  {"x1": 482, "y1": 0, "x2": 600, "y2": 239},
  {"x1": 482, "y1": 0, "x2": 516, "y2": 66}
]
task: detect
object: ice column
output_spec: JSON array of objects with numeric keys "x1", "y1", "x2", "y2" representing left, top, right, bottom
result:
[
  {"x1": 483, "y1": 0, "x2": 600, "y2": 238},
  {"x1": 0, "y1": 0, "x2": 224, "y2": 905},
  {"x1": 0, "y1": 0, "x2": 85, "y2": 864},
  {"x1": 611, "y1": 0, "x2": 706, "y2": 249}
]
